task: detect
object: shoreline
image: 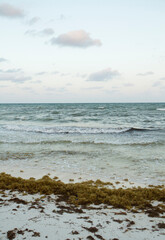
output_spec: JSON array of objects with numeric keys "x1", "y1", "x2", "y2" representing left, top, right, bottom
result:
[
  {"x1": 0, "y1": 171, "x2": 165, "y2": 240},
  {"x1": 0, "y1": 164, "x2": 157, "y2": 189}
]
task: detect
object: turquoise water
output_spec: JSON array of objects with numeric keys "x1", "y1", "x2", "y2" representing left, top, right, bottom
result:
[{"x1": 0, "y1": 103, "x2": 165, "y2": 184}]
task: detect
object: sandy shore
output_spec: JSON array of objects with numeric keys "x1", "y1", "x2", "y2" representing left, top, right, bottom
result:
[{"x1": 0, "y1": 168, "x2": 165, "y2": 240}]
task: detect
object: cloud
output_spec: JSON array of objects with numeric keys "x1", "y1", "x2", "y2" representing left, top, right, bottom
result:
[
  {"x1": 160, "y1": 77, "x2": 165, "y2": 80},
  {"x1": 123, "y1": 83, "x2": 134, "y2": 87},
  {"x1": 87, "y1": 68, "x2": 120, "y2": 82},
  {"x1": 25, "y1": 29, "x2": 37, "y2": 36},
  {"x1": 83, "y1": 86, "x2": 103, "y2": 90},
  {"x1": 59, "y1": 14, "x2": 65, "y2": 21},
  {"x1": 0, "y1": 69, "x2": 31, "y2": 83},
  {"x1": 0, "y1": 57, "x2": 7, "y2": 62},
  {"x1": 76, "y1": 73, "x2": 87, "y2": 78},
  {"x1": 21, "y1": 87, "x2": 33, "y2": 91},
  {"x1": 104, "y1": 89, "x2": 119, "y2": 94},
  {"x1": 137, "y1": 71, "x2": 154, "y2": 76},
  {"x1": 30, "y1": 80, "x2": 42, "y2": 84},
  {"x1": 0, "y1": 3, "x2": 24, "y2": 18},
  {"x1": 0, "y1": 75, "x2": 31, "y2": 83},
  {"x1": 46, "y1": 87, "x2": 66, "y2": 92},
  {"x1": 50, "y1": 30, "x2": 102, "y2": 48},
  {"x1": 29, "y1": 17, "x2": 40, "y2": 25},
  {"x1": 152, "y1": 81, "x2": 161, "y2": 87},
  {"x1": 35, "y1": 72, "x2": 47, "y2": 75},
  {"x1": 51, "y1": 71, "x2": 59, "y2": 75},
  {"x1": 46, "y1": 87, "x2": 56, "y2": 91},
  {"x1": 25, "y1": 28, "x2": 54, "y2": 37},
  {"x1": 60, "y1": 73, "x2": 70, "y2": 77},
  {"x1": 41, "y1": 28, "x2": 54, "y2": 35},
  {"x1": 0, "y1": 68, "x2": 22, "y2": 73}
]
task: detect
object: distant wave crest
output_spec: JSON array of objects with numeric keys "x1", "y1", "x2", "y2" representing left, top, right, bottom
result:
[
  {"x1": 0, "y1": 139, "x2": 164, "y2": 147},
  {"x1": 157, "y1": 108, "x2": 165, "y2": 111},
  {"x1": 2, "y1": 124, "x2": 157, "y2": 135}
]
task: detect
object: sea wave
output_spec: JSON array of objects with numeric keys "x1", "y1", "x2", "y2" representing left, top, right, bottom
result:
[
  {"x1": 125, "y1": 127, "x2": 150, "y2": 133},
  {"x1": 1, "y1": 125, "x2": 158, "y2": 135},
  {"x1": 0, "y1": 138, "x2": 165, "y2": 147},
  {"x1": 0, "y1": 138, "x2": 164, "y2": 147},
  {"x1": 157, "y1": 108, "x2": 165, "y2": 111}
]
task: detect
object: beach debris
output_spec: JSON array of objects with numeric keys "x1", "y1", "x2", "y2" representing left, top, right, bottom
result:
[
  {"x1": 157, "y1": 222, "x2": 165, "y2": 228},
  {"x1": 87, "y1": 235, "x2": 95, "y2": 240},
  {"x1": 7, "y1": 228, "x2": 40, "y2": 239},
  {"x1": 0, "y1": 172, "x2": 164, "y2": 213},
  {"x1": 71, "y1": 230, "x2": 79, "y2": 235},
  {"x1": 83, "y1": 226, "x2": 98, "y2": 233},
  {"x1": 7, "y1": 229, "x2": 16, "y2": 240}
]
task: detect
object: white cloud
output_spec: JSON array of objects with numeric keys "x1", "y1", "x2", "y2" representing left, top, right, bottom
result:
[
  {"x1": 46, "y1": 87, "x2": 66, "y2": 92},
  {"x1": 123, "y1": 83, "x2": 134, "y2": 87},
  {"x1": 25, "y1": 29, "x2": 37, "y2": 36},
  {"x1": 30, "y1": 80, "x2": 42, "y2": 84},
  {"x1": 76, "y1": 73, "x2": 87, "y2": 78},
  {"x1": 21, "y1": 87, "x2": 33, "y2": 91},
  {"x1": 104, "y1": 89, "x2": 119, "y2": 94},
  {"x1": 35, "y1": 72, "x2": 47, "y2": 75},
  {"x1": 0, "y1": 57, "x2": 7, "y2": 62},
  {"x1": 51, "y1": 71, "x2": 59, "y2": 75},
  {"x1": 50, "y1": 30, "x2": 102, "y2": 48},
  {"x1": 60, "y1": 73, "x2": 70, "y2": 77},
  {"x1": 66, "y1": 83, "x2": 72, "y2": 86},
  {"x1": 0, "y1": 69, "x2": 31, "y2": 83},
  {"x1": 0, "y1": 3, "x2": 24, "y2": 18},
  {"x1": 137, "y1": 71, "x2": 154, "y2": 76},
  {"x1": 83, "y1": 86, "x2": 103, "y2": 90},
  {"x1": 152, "y1": 81, "x2": 161, "y2": 87},
  {"x1": 160, "y1": 77, "x2": 165, "y2": 80},
  {"x1": 0, "y1": 68, "x2": 22, "y2": 73},
  {"x1": 59, "y1": 14, "x2": 65, "y2": 21},
  {"x1": 25, "y1": 28, "x2": 54, "y2": 37},
  {"x1": 0, "y1": 75, "x2": 31, "y2": 83},
  {"x1": 29, "y1": 17, "x2": 40, "y2": 25},
  {"x1": 42, "y1": 28, "x2": 54, "y2": 35},
  {"x1": 87, "y1": 68, "x2": 120, "y2": 82}
]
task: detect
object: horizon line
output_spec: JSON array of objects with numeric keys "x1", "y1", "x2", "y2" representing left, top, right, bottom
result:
[{"x1": 0, "y1": 102, "x2": 165, "y2": 104}]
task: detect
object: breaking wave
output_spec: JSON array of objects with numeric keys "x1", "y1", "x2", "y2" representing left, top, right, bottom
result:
[{"x1": 2, "y1": 125, "x2": 157, "y2": 135}]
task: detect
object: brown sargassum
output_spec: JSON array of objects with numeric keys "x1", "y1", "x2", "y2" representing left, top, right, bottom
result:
[{"x1": 0, "y1": 172, "x2": 165, "y2": 212}]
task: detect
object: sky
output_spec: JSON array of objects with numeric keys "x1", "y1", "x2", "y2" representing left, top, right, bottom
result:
[{"x1": 0, "y1": 0, "x2": 165, "y2": 103}]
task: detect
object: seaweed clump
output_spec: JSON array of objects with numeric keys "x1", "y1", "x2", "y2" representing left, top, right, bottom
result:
[{"x1": 0, "y1": 172, "x2": 165, "y2": 211}]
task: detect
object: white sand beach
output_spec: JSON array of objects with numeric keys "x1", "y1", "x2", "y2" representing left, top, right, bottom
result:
[{"x1": 0, "y1": 168, "x2": 164, "y2": 240}]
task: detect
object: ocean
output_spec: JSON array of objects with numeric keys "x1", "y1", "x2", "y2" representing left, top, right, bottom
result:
[{"x1": 0, "y1": 103, "x2": 165, "y2": 185}]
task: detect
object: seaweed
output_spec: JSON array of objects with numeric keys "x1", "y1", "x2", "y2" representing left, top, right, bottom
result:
[{"x1": 0, "y1": 172, "x2": 164, "y2": 211}]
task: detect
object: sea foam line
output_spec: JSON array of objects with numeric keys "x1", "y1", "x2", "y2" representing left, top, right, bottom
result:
[{"x1": 1, "y1": 125, "x2": 156, "y2": 135}]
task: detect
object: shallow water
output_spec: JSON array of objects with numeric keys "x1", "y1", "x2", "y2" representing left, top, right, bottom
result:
[{"x1": 0, "y1": 103, "x2": 165, "y2": 185}]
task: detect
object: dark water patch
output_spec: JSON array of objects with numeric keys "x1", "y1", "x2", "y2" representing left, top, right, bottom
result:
[
  {"x1": 38, "y1": 117, "x2": 54, "y2": 122},
  {"x1": 120, "y1": 141, "x2": 165, "y2": 147},
  {"x1": 123, "y1": 127, "x2": 158, "y2": 133},
  {"x1": 51, "y1": 111, "x2": 60, "y2": 114},
  {"x1": 40, "y1": 150, "x2": 92, "y2": 156},
  {"x1": 1, "y1": 139, "x2": 164, "y2": 148},
  {"x1": 70, "y1": 112, "x2": 86, "y2": 117},
  {"x1": 0, "y1": 152, "x2": 34, "y2": 161},
  {"x1": 0, "y1": 140, "x2": 72, "y2": 145}
]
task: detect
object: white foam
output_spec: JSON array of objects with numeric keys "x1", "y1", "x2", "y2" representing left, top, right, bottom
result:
[
  {"x1": 3, "y1": 124, "x2": 131, "y2": 135},
  {"x1": 157, "y1": 108, "x2": 165, "y2": 111}
]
